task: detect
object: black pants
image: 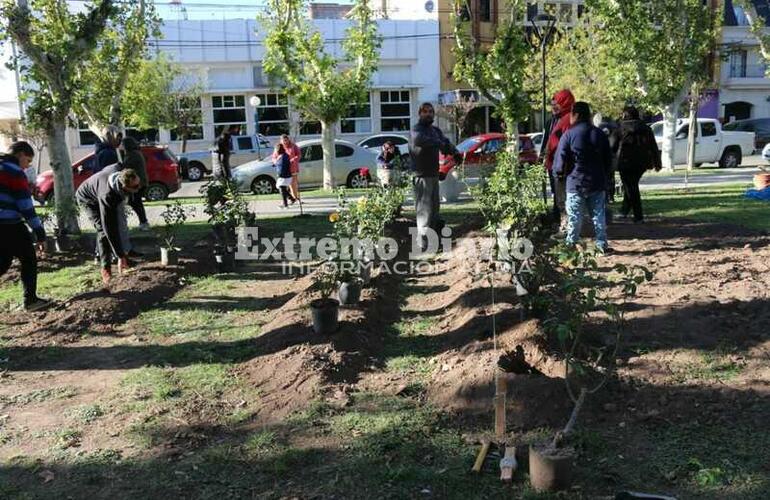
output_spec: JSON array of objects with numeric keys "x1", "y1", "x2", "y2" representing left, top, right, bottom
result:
[
  {"x1": 0, "y1": 223, "x2": 38, "y2": 304},
  {"x1": 129, "y1": 188, "x2": 148, "y2": 224},
  {"x1": 548, "y1": 169, "x2": 561, "y2": 218},
  {"x1": 620, "y1": 169, "x2": 645, "y2": 221},
  {"x1": 82, "y1": 203, "x2": 115, "y2": 269},
  {"x1": 280, "y1": 186, "x2": 294, "y2": 207}
]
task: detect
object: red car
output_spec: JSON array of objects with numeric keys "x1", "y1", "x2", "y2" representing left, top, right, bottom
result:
[
  {"x1": 439, "y1": 133, "x2": 539, "y2": 178},
  {"x1": 34, "y1": 145, "x2": 181, "y2": 205}
]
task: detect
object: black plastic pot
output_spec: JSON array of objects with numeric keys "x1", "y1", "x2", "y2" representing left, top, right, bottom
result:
[
  {"x1": 310, "y1": 298, "x2": 339, "y2": 335},
  {"x1": 214, "y1": 250, "x2": 236, "y2": 272},
  {"x1": 338, "y1": 281, "x2": 361, "y2": 305}
]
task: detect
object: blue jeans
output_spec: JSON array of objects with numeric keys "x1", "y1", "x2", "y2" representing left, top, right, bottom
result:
[{"x1": 565, "y1": 190, "x2": 608, "y2": 249}]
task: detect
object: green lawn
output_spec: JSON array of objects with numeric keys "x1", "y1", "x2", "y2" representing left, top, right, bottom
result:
[
  {"x1": 642, "y1": 184, "x2": 769, "y2": 232},
  {"x1": 145, "y1": 187, "x2": 370, "y2": 207}
]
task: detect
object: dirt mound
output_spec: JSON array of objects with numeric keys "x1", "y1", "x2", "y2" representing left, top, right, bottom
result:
[{"x1": 3, "y1": 264, "x2": 182, "y2": 347}]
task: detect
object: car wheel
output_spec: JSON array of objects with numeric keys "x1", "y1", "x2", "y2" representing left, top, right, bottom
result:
[
  {"x1": 347, "y1": 169, "x2": 371, "y2": 189},
  {"x1": 186, "y1": 162, "x2": 205, "y2": 181},
  {"x1": 251, "y1": 176, "x2": 276, "y2": 195},
  {"x1": 145, "y1": 183, "x2": 169, "y2": 201},
  {"x1": 719, "y1": 148, "x2": 741, "y2": 169}
]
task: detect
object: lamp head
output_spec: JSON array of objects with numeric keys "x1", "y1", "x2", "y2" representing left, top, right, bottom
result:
[{"x1": 249, "y1": 96, "x2": 262, "y2": 107}]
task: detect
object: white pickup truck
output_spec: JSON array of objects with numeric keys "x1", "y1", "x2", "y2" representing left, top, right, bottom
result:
[
  {"x1": 651, "y1": 118, "x2": 755, "y2": 168},
  {"x1": 179, "y1": 134, "x2": 271, "y2": 181}
]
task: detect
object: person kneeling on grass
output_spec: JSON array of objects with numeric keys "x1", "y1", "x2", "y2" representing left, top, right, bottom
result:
[
  {"x1": 76, "y1": 168, "x2": 141, "y2": 285},
  {"x1": 0, "y1": 141, "x2": 51, "y2": 311},
  {"x1": 553, "y1": 101, "x2": 613, "y2": 254}
]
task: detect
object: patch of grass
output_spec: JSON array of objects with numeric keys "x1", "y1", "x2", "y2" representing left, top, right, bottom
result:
[
  {"x1": 645, "y1": 184, "x2": 770, "y2": 232},
  {"x1": 385, "y1": 354, "x2": 433, "y2": 375},
  {"x1": 145, "y1": 187, "x2": 370, "y2": 207},
  {"x1": 670, "y1": 351, "x2": 745, "y2": 383},
  {"x1": 67, "y1": 404, "x2": 105, "y2": 424},
  {"x1": 242, "y1": 430, "x2": 277, "y2": 456},
  {"x1": 0, "y1": 262, "x2": 99, "y2": 309},
  {"x1": 120, "y1": 367, "x2": 179, "y2": 402},
  {"x1": 53, "y1": 428, "x2": 82, "y2": 449},
  {"x1": 0, "y1": 386, "x2": 78, "y2": 406}
]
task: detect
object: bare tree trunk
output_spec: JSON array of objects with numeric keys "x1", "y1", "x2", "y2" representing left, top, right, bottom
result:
[
  {"x1": 321, "y1": 120, "x2": 336, "y2": 190},
  {"x1": 660, "y1": 103, "x2": 678, "y2": 171},
  {"x1": 181, "y1": 136, "x2": 188, "y2": 154},
  {"x1": 505, "y1": 120, "x2": 520, "y2": 155},
  {"x1": 685, "y1": 84, "x2": 699, "y2": 188},
  {"x1": 46, "y1": 117, "x2": 80, "y2": 234}
]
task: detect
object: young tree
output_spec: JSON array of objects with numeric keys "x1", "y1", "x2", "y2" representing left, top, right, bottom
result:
[
  {"x1": 123, "y1": 56, "x2": 205, "y2": 153},
  {"x1": 452, "y1": 0, "x2": 534, "y2": 151},
  {"x1": 72, "y1": 0, "x2": 160, "y2": 135},
  {"x1": 587, "y1": 0, "x2": 718, "y2": 170},
  {"x1": 261, "y1": 0, "x2": 381, "y2": 190},
  {"x1": 1, "y1": 0, "x2": 114, "y2": 233},
  {"x1": 436, "y1": 90, "x2": 478, "y2": 143}
]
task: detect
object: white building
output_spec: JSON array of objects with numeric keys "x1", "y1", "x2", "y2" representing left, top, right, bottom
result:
[
  {"x1": 720, "y1": 0, "x2": 770, "y2": 122},
  {"x1": 66, "y1": 17, "x2": 440, "y2": 160}
]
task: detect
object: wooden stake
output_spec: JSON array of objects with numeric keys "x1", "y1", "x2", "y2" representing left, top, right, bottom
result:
[
  {"x1": 499, "y1": 445, "x2": 517, "y2": 483},
  {"x1": 471, "y1": 441, "x2": 491, "y2": 473},
  {"x1": 494, "y1": 370, "x2": 507, "y2": 441}
]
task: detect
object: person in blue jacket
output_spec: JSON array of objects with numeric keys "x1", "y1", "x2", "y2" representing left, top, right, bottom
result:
[
  {"x1": 553, "y1": 101, "x2": 613, "y2": 253},
  {"x1": 93, "y1": 125, "x2": 123, "y2": 173}
]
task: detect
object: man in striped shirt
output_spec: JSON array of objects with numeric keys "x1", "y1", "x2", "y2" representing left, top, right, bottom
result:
[{"x1": 0, "y1": 141, "x2": 51, "y2": 311}]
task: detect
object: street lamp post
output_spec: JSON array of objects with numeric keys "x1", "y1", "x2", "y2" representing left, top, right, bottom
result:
[
  {"x1": 529, "y1": 13, "x2": 557, "y2": 206},
  {"x1": 249, "y1": 95, "x2": 262, "y2": 159}
]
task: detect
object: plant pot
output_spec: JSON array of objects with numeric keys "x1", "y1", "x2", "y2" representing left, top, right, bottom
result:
[
  {"x1": 359, "y1": 260, "x2": 373, "y2": 285},
  {"x1": 529, "y1": 444, "x2": 574, "y2": 493},
  {"x1": 310, "y1": 298, "x2": 339, "y2": 335},
  {"x1": 44, "y1": 237, "x2": 57, "y2": 254},
  {"x1": 161, "y1": 246, "x2": 179, "y2": 266},
  {"x1": 338, "y1": 280, "x2": 361, "y2": 305},
  {"x1": 214, "y1": 250, "x2": 236, "y2": 272},
  {"x1": 54, "y1": 233, "x2": 71, "y2": 253}
]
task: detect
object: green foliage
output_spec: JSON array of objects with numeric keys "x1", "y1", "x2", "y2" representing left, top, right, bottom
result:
[
  {"x1": 201, "y1": 178, "x2": 253, "y2": 247},
  {"x1": 586, "y1": 0, "x2": 719, "y2": 110},
  {"x1": 71, "y1": 0, "x2": 160, "y2": 131},
  {"x1": 452, "y1": 0, "x2": 533, "y2": 141},
  {"x1": 159, "y1": 200, "x2": 189, "y2": 248},
  {"x1": 123, "y1": 55, "x2": 204, "y2": 149},
  {"x1": 261, "y1": 0, "x2": 380, "y2": 123}
]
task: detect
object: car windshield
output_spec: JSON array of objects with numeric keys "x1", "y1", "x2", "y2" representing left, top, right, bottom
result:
[
  {"x1": 163, "y1": 149, "x2": 178, "y2": 162},
  {"x1": 456, "y1": 137, "x2": 481, "y2": 153},
  {"x1": 651, "y1": 123, "x2": 663, "y2": 137}
]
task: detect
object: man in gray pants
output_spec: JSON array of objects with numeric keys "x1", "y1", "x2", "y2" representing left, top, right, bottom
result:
[{"x1": 409, "y1": 103, "x2": 460, "y2": 251}]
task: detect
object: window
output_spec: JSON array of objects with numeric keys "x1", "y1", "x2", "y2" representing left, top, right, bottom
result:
[
  {"x1": 701, "y1": 122, "x2": 717, "y2": 137},
  {"x1": 677, "y1": 124, "x2": 696, "y2": 138},
  {"x1": 729, "y1": 50, "x2": 747, "y2": 78},
  {"x1": 212, "y1": 95, "x2": 246, "y2": 137},
  {"x1": 380, "y1": 91, "x2": 411, "y2": 132},
  {"x1": 335, "y1": 144, "x2": 354, "y2": 158},
  {"x1": 171, "y1": 97, "x2": 203, "y2": 142},
  {"x1": 479, "y1": 0, "x2": 491, "y2": 22},
  {"x1": 254, "y1": 93, "x2": 290, "y2": 137},
  {"x1": 482, "y1": 138, "x2": 502, "y2": 154},
  {"x1": 300, "y1": 120, "x2": 322, "y2": 135},
  {"x1": 361, "y1": 136, "x2": 387, "y2": 148},
  {"x1": 236, "y1": 136, "x2": 254, "y2": 150},
  {"x1": 301, "y1": 145, "x2": 323, "y2": 162},
  {"x1": 341, "y1": 94, "x2": 372, "y2": 134},
  {"x1": 78, "y1": 120, "x2": 98, "y2": 146}
]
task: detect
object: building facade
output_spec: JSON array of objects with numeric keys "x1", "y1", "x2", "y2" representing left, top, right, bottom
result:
[{"x1": 64, "y1": 17, "x2": 440, "y2": 160}]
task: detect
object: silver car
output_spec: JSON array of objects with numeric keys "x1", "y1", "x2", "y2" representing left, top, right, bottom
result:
[{"x1": 232, "y1": 139, "x2": 378, "y2": 194}]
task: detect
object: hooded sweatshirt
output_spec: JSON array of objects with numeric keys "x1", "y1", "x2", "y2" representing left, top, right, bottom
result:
[
  {"x1": 612, "y1": 119, "x2": 661, "y2": 173},
  {"x1": 94, "y1": 140, "x2": 120, "y2": 173},
  {"x1": 121, "y1": 137, "x2": 148, "y2": 187},
  {"x1": 544, "y1": 89, "x2": 576, "y2": 172},
  {"x1": 75, "y1": 168, "x2": 128, "y2": 258}
]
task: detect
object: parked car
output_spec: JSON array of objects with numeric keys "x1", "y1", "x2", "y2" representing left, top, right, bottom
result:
[
  {"x1": 650, "y1": 118, "x2": 755, "y2": 168},
  {"x1": 357, "y1": 134, "x2": 409, "y2": 158},
  {"x1": 231, "y1": 139, "x2": 378, "y2": 194},
  {"x1": 760, "y1": 142, "x2": 770, "y2": 164},
  {"x1": 438, "y1": 133, "x2": 539, "y2": 178},
  {"x1": 722, "y1": 117, "x2": 770, "y2": 152},
  {"x1": 33, "y1": 145, "x2": 181, "y2": 205},
  {"x1": 179, "y1": 134, "x2": 271, "y2": 181}
]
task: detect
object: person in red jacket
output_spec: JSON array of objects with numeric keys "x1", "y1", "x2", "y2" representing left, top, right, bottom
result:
[{"x1": 543, "y1": 89, "x2": 575, "y2": 225}]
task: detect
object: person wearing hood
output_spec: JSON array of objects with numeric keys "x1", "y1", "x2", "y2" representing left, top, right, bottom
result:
[
  {"x1": 611, "y1": 106, "x2": 661, "y2": 223},
  {"x1": 121, "y1": 137, "x2": 150, "y2": 230},
  {"x1": 543, "y1": 89, "x2": 576, "y2": 223},
  {"x1": 76, "y1": 168, "x2": 141, "y2": 285},
  {"x1": 409, "y1": 102, "x2": 460, "y2": 250},
  {"x1": 93, "y1": 125, "x2": 122, "y2": 174},
  {"x1": 0, "y1": 141, "x2": 51, "y2": 311},
  {"x1": 553, "y1": 101, "x2": 613, "y2": 253}
]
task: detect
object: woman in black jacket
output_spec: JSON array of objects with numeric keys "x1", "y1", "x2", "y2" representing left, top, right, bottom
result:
[{"x1": 612, "y1": 106, "x2": 661, "y2": 223}]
